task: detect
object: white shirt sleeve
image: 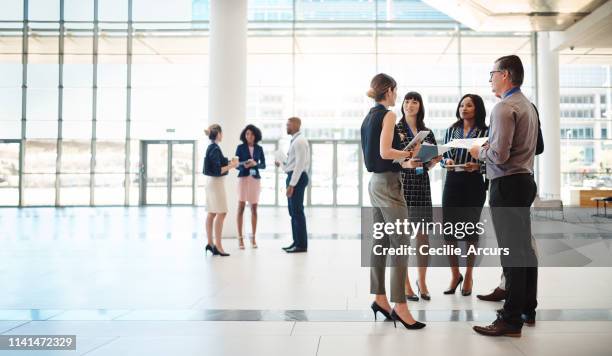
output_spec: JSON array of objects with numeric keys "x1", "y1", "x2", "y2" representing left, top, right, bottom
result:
[{"x1": 289, "y1": 139, "x2": 308, "y2": 186}]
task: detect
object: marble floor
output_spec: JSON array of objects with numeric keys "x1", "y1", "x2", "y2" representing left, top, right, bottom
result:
[{"x1": 0, "y1": 207, "x2": 611, "y2": 355}]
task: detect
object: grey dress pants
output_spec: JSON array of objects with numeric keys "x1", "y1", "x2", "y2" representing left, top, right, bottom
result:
[{"x1": 369, "y1": 171, "x2": 410, "y2": 303}]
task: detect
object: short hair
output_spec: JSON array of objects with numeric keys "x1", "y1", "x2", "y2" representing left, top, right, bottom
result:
[
  {"x1": 495, "y1": 55, "x2": 524, "y2": 87},
  {"x1": 288, "y1": 117, "x2": 301, "y2": 127},
  {"x1": 239, "y1": 124, "x2": 262, "y2": 144},
  {"x1": 204, "y1": 124, "x2": 222, "y2": 140}
]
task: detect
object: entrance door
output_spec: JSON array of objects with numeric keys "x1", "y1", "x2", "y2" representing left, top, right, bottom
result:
[{"x1": 140, "y1": 141, "x2": 195, "y2": 205}]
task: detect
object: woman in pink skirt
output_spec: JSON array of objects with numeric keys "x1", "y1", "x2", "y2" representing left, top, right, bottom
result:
[{"x1": 235, "y1": 124, "x2": 266, "y2": 249}]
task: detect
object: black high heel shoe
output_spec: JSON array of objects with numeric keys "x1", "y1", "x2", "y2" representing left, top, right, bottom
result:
[
  {"x1": 416, "y1": 280, "x2": 431, "y2": 301},
  {"x1": 212, "y1": 246, "x2": 230, "y2": 257},
  {"x1": 205, "y1": 244, "x2": 216, "y2": 255},
  {"x1": 406, "y1": 294, "x2": 420, "y2": 302},
  {"x1": 461, "y1": 278, "x2": 472, "y2": 296},
  {"x1": 370, "y1": 302, "x2": 392, "y2": 321},
  {"x1": 443, "y1": 274, "x2": 464, "y2": 295},
  {"x1": 391, "y1": 309, "x2": 426, "y2": 329}
]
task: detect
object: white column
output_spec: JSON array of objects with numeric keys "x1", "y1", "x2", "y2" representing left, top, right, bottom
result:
[
  {"x1": 208, "y1": 0, "x2": 247, "y2": 237},
  {"x1": 536, "y1": 32, "x2": 561, "y2": 199}
]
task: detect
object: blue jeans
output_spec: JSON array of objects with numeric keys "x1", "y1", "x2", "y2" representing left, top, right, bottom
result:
[{"x1": 286, "y1": 172, "x2": 308, "y2": 249}]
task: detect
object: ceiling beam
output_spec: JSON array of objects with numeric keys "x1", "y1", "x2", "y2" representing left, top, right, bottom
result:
[{"x1": 550, "y1": 0, "x2": 612, "y2": 51}]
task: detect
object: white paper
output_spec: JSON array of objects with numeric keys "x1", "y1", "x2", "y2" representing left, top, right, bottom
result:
[
  {"x1": 393, "y1": 130, "x2": 431, "y2": 163},
  {"x1": 428, "y1": 143, "x2": 451, "y2": 156},
  {"x1": 444, "y1": 137, "x2": 489, "y2": 150}
]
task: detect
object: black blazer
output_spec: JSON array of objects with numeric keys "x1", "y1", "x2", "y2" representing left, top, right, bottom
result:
[
  {"x1": 203, "y1": 142, "x2": 229, "y2": 177},
  {"x1": 532, "y1": 103, "x2": 545, "y2": 155},
  {"x1": 235, "y1": 143, "x2": 266, "y2": 179}
]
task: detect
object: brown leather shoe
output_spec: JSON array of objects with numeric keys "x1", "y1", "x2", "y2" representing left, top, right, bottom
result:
[
  {"x1": 477, "y1": 287, "x2": 507, "y2": 302},
  {"x1": 473, "y1": 318, "x2": 521, "y2": 337}
]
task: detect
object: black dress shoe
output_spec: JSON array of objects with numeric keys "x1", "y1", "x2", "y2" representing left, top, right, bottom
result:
[
  {"x1": 477, "y1": 287, "x2": 507, "y2": 302},
  {"x1": 406, "y1": 294, "x2": 420, "y2": 302},
  {"x1": 521, "y1": 313, "x2": 536, "y2": 326},
  {"x1": 205, "y1": 244, "x2": 215, "y2": 255},
  {"x1": 282, "y1": 244, "x2": 295, "y2": 251},
  {"x1": 473, "y1": 317, "x2": 521, "y2": 337},
  {"x1": 285, "y1": 246, "x2": 307, "y2": 253}
]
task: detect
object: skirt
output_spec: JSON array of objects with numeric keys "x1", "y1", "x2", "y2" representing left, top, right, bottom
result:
[
  {"x1": 205, "y1": 176, "x2": 228, "y2": 213},
  {"x1": 442, "y1": 171, "x2": 486, "y2": 240},
  {"x1": 238, "y1": 176, "x2": 261, "y2": 204}
]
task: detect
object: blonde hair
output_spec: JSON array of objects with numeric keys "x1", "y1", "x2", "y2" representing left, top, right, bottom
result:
[{"x1": 205, "y1": 124, "x2": 222, "y2": 140}]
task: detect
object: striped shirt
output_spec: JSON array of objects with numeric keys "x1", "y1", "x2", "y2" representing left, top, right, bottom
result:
[{"x1": 443, "y1": 124, "x2": 488, "y2": 174}]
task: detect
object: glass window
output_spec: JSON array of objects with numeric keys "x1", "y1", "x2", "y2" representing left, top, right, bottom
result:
[
  {"x1": 94, "y1": 140, "x2": 125, "y2": 173},
  {"x1": 0, "y1": 0, "x2": 23, "y2": 21},
  {"x1": 0, "y1": 88, "x2": 22, "y2": 122},
  {"x1": 26, "y1": 89, "x2": 59, "y2": 121},
  {"x1": 98, "y1": 0, "x2": 128, "y2": 21},
  {"x1": 24, "y1": 140, "x2": 56, "y2": 173},
  {"x1": 63, "y1": 88, "x2": 93, "y2": 122},
  {"x1": 28, "y1": 0, "x2": 59, "y2": 21},
  {"x1": 59, "y1": 173, "x2": 90, "y2": 205},
  {"x1": 64, "y1": 59, "x2": 93, "y2": 88},
  {"x1": 133, "y1": 0, "x2": 193, "y2": 21},
  {"x1": 60, "y1": 140, "x2": 90, "y2": 174},
  {"x1": 64, "y1": 0, "x2": 94, "y2": 21}
]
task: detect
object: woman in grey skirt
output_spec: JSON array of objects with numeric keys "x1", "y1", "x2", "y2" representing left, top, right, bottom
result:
[{"x1": 360, "y1": 73, "x2": 425, "y2": 330}]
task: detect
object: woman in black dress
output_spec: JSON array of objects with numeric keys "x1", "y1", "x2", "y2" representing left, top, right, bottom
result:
[
  {"x1": 395, "y1": 91, "x2": 442, "y2": 301},
  {"x1": 441, "y1": 94, "x2": 488, "y2": 296}
]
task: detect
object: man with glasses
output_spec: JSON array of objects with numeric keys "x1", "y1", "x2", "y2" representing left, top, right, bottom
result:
[{"x1": 469, "y1": 55, "x2": 539, "y2": 337}]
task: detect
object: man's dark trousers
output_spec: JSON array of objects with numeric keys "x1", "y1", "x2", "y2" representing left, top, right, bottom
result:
[
  {"x1": 489, "y1": 173, "x2": 538, "y2": 327},
  {"x1": 286, "y1": 171, "x2": 308, "y2": 249}
]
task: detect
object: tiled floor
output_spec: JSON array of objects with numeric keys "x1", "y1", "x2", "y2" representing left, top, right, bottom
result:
[{"x1": 1, "y1": 207, "x2": 611, "y2": 355}]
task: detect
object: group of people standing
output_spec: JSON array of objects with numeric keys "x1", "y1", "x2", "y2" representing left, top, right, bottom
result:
[
  {"x1": 200, "y1": 53, "x2": 540, "y2": 338},
  {"x1": 363, "y1": 55, "x2": 540, "y2": 337},
  {"x1": 202, "y1": 118, "x2": 311, "y2": 257}
]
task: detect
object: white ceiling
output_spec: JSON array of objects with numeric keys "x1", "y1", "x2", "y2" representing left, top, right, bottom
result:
[{"x1": 423, "y1": 0, "x2": 608, "y2": 31}]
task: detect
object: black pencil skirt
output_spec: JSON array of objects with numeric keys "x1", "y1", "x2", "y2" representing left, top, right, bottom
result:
[{"x1": 442, "y1": 171, "x2": 487, "y2": 240}]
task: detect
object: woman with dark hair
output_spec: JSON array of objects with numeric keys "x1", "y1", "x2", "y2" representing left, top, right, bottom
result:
[
  {"x1": 362, "y1": 74, "x2": 425, "y2": 330},
  {"x1": 441, "y1": 94, "x2": 489, "y2": 296},
  {"x1": 235, "y1": 124, "x2": 266, "y2": 249},
  {"x1": 395, "y1": 91, "x2": 442, "y2": 302},
  {"x1": 203, "y1": 124, "x2": 239, "y2": 257}
]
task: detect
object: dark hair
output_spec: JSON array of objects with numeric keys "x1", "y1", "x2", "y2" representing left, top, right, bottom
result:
[
  {"x1": 400, "y1": 91, "x2": 426, "y2": 131},
  {"x1": 240, "y1": 124, "x2": 262, "y2": 144},
  {"x1": 367, "y1": 73, "x2": 397, "y2": 102},
  {"x1": 452, "y1": 94, "x2": 487, "y2": 130},
  {"x1": 205, "y1": 124, "x2": 222, "y2": 141},
  {"x1": 495, "y1": 55, "x2": 524, "y2": 87}
]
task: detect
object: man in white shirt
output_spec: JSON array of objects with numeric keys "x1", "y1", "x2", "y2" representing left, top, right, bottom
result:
[{"x1": 275, "y1": 117, "x2": 311, "y2": 253}]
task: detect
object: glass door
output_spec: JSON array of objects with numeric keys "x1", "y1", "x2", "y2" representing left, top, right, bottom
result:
[
  {"x1": 0, "y1": 140, "x2": 20, "y2": 206},
  {"x1": 141, "y1": 141, "x2": 195, "y2": 205}
]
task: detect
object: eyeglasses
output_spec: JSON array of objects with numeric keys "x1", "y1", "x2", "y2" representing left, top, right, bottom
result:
[{"x1": 489, "y1": 70, "x2": 503, "y2": 79}]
